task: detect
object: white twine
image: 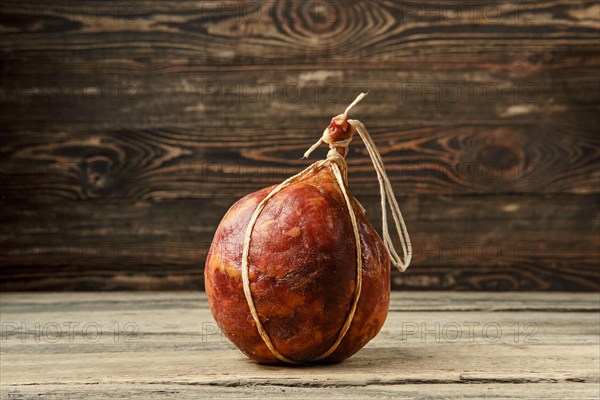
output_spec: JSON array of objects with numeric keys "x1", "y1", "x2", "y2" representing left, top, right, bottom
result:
[
  {"x1": 240, "y1": 93, "x2": 411, "y2": 364},
  {"x1": 303, "y1": 93, "x2": 412, "y2": 272},
  {"x1": 350, "y1": 120, "x2": 412, "y2": 271}
]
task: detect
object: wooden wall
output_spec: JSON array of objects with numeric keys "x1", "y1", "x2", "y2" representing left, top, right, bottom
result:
[{"x1": 1, "y1": 1, "x2": 599, "y2": 291}]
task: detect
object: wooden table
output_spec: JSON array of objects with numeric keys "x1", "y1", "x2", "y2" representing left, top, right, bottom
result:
[{"x1": 1, "y1": 292, "x2": 598, "y2": 399}]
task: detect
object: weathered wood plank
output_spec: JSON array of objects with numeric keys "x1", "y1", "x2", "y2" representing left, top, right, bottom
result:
[
  {"x1": 0, "y1": 196, "x2": 598, "y2": 291},
  {"x1": 1, "y1": 0, "x2": 598, "y2": 64},
  {"x1": 3, "y1": 291, "x2": 599, "y2": 312},
  {"x1": 3, "y1": 383, "x2": 600, "y2": 400},
  {"x1": 1, "y1": 118, "x2": 599, "y2": 198},
  {"x1": 2, "y1": 66, "x2": 599, "y2": 130},
  {"x1": 1, "y1": 292, "x2": 598, "y2": 398},
  {"x1": 0, "y1": 350, "x2": 599, "y2": 384}
]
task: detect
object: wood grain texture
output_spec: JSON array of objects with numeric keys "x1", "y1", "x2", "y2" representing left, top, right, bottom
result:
[
  {"x1": 0, "y1": 195, "x2": 598, "y2": 291},
  {"x1": 1, "y1": 1, "x2": 599, "y2": 64},
  {"x1": 0, "y1": 120, "x2": 599, "y2": 200},
  {"x1": 1, "y1": 292, "x2": 599, "y2": 399},
  {"x1": 1, "y1": 0, "x2": 599, "y2": 291}
]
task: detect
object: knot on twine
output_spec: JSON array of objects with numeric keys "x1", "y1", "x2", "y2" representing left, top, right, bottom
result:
[
  {"x1": 302, "y1": 127, "x2": 352, "y2": 169},
  {"x1": 241, "y1": 92, "x2": 412, "y2": 364},
  {"x1": 302, "y1": 92, "x2": 368, "y2": 168}
]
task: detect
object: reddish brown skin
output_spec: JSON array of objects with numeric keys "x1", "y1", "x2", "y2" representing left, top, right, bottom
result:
[
  {"x1": 205, "y1": 115, "x2": 390, "y2": 364},
  {"x1": 205, "y1": 166, "x2": 390, "y2": 364}
]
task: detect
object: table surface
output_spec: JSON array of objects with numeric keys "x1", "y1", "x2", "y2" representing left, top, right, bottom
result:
[{"x1": 1, "y1": 292, "x2": 599, "y2": 399}]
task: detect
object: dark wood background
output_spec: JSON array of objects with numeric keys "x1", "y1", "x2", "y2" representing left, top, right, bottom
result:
[{"x1": 1, "y1": 0, "x2": 599, "y2": 291}]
